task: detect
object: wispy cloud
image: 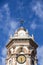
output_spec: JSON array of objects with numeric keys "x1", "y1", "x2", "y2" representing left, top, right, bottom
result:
[
  {"x1": 0, "y1": 10, "x2": 3, "y2": 21},
  {"x1": 2, "y1": 47, "x2": 7, "y2": 57},
  {"x1": 0, "y1": 47, "x2": 7, "y2": 65},
  {"x1": 30, "y1": 1, "x2": 43, "y2": 30},
  {"x1": 2, "y1": 57, "x2": 5, "y2": 65},
  {"x1": 17, "y1": 1, "x2": 24, "y2": 10},
  {"x1": 37, "y1": 46, "x2": 43, "y2": 65},
  {"x1": 8, "y1": 20, "x2": 19, "y2": 36},
  {"x1": 30, "y1": 21, "x2": 43, "y2": 30},
  {"x1": 15, "y1": 1, "x2": 25, "y2": 17},
  {"x1": 0, "y1": 3, "x2": 19, "y2": 36},
  {"x1": 32, "y1": 1, "x2": 43, "y2": 19},
  {"x1": 30, "y1": 22, "x2": 37, "y2": 30},
  {"x1": 0, "y1": 3, "x2": 10, "y2": 22},
  {"x1": 3, "y1": 3, "x2": 10, "y2": 21}
]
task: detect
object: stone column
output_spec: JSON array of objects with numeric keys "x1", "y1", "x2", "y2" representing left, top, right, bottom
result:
[
  {"x1": 26, "y1": 58, "x2": 29, "y2": 65},
  {"x1": 13, "y1": 55, "x2": 17, "y2": 65},
  {"x1": 26, "y1": 55, "x2": 31, "y2": 65}
]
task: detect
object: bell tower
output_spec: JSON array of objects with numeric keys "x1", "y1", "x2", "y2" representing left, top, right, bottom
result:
[{"x1": 6, "y1": 27, "x2": 38, "y2": 65}]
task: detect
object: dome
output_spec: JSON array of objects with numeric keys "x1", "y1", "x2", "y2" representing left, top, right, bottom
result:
[
  {"x1": 10, "y1": 27, "x2": 34, "y2": 40},
  {"x1": 17, "y1": 27, "x2": 26, "y2": 32},
  {"x1": 14, "y1": 27, "x2": 29, "y2": 38}
]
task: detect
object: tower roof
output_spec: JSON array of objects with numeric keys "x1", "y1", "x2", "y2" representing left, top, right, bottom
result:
[
  {"x1": 11, "y1": 27, "x2": 31, "y2": 39},
  {"x1": 8, "y1": 27, "x2": 34, "y2": 40},
  {"x1": 17, "y1": 27, "x2": 26, "y2": 32},
  {"x1": 6, "y1": 27, "x2": 38, "y2": 49}
]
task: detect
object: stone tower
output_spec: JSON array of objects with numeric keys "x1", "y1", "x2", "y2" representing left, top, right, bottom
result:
[{"x1": 6, "y1": 27, "x2": 38, "y2": 65}]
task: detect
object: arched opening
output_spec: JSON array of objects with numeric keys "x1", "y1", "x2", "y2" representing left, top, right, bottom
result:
[
  {"x1": 15, "y1": 46, "x2": 28, "y2": 54},
  {"x1": 15, "y1": 47, "x2": 23, "y2": 53}
]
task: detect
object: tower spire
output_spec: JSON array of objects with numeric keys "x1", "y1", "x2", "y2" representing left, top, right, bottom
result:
[{"x1": 20, "y1": 20, "x2": 24, "y2": 27}]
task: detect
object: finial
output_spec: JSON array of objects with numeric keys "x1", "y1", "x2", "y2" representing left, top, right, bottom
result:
[
  {"x1": 20, "y1": 20, "x2": 24, "y2": 26},
  {"x1": 32, "y1": 34, "x2": 34, "y2": 40}
]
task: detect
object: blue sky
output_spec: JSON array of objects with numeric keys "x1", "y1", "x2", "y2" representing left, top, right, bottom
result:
[{"x1": 0, "y1": 0, "x2": 43, "y2": 65}]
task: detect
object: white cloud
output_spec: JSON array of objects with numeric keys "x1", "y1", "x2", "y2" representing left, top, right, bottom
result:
[
  {"x1": 37, "y1": 46, "x2": 43, "y2": 65},
  {"x1": 2, "y1": 47, "x2": 7, "y2": 57},
  {"x1": 0, "y1": 47, "x2": 7, "y2": 65},
  {"x1": 17, "y1": 1, "x2": 24, "y2": 10},
  {"x1": 16, "y1": 1, "x2": 25, "y2": 16},
  {"x1": 0, "y1": 10, "x2": 3, "y2": 21},
  {"x1": 0, "y1": 3, "x2": 10, "y2": 22},
  {"x1": 8, "y1": 20, "x2": 19, "y2": 36},
  {"x1": 0, "y1": 3, "x2": 19, "y2": 37},
  {"x1": 2, "y1": 57, "x2": 5, "y2": 65},
  {"x1": 30, "y1": 20, "x2": 43, "y2": 30},
  {"x1": 3, "y1": 3, "x2": 10, "y2": 21},
  {"x1": 10, "y1": 20, "x2": 19, "y2": 30},
  {"x1": 3, "y1": 3, "x2": 9, "y2": 9},
  {"x1": 30, "y1": 22, "x2": 37, "y2": 30},
  {"x1": 1, "y1": 20, "x2": 19, "y2": 37},
  {"x1": 32, "y1": 2, "x2": 43, "y2": 19},
  {"x1": 0, "y1": 58, "x2": 2, "y2": 65}
]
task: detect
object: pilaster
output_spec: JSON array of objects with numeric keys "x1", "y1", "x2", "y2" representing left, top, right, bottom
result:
[{"x1": 26, "y1": 55, "x2": 31, "y2": 65}]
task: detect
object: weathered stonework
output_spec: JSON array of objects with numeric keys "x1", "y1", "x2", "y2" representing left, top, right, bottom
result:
[{"x1": 6, "y1": 27, "x2": 38, "y2": 65}]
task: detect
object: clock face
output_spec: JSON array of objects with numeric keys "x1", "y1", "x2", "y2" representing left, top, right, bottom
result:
[
  {"x1": 19, "y1": 32, "x2": 25, "y2": 36},
  {"x1": 16, "y1": 54, "x2": 26, "y2": 64},
  {"x1": 18, "y1": 30, "x2": 25, "y2": 37}
]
